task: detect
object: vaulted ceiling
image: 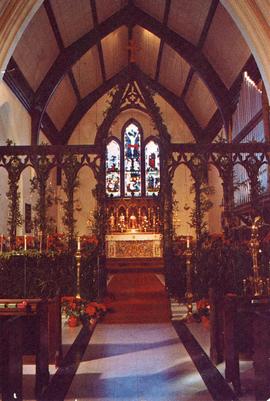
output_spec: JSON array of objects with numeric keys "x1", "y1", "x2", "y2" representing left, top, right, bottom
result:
[{"x1": 4, "y1": 0, "x2": 260, "y2": 145}]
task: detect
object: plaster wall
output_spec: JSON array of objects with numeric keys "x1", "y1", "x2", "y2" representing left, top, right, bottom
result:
[
  {"x1": 0, "y1": 80, "x2": 31, "y2": 145},
  {"x1": 0, "y1": 80, "x2": 33, "y2": 235},
  {"x1": 172, "y1": 164, "x2": 196, "y2": 239}
]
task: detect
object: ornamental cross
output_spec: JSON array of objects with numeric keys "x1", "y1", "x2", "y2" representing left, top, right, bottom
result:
[{"x1": 127, "y1": 39, "x2": 141, "y2": 63}]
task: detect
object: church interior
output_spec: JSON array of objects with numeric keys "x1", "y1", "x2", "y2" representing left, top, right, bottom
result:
[{"x1": 0, "y1": 1, "x2": 270, "y2": 400}]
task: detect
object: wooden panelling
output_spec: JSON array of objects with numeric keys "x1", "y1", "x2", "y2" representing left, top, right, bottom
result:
[
  {"x1": 168, "y1": 0, "x2": 211, "y2": 45},
  {"x1": 203, "y1": 3, "x2": 250, "y2": 88},
  {"x1": 133, "y1": 26, "x2": 160, "y2": 80},
  {"x1": 185, "y1": 72, "x2": 217, "y2": 128},
  {"x1": 134, "y1": 0, "x2": 165, "y2": 23},
  {"x1": 13, "y1": 5, "x2": 59, "y2": 91},
  {"x1": 159, "y1": 44, "x2": 190, "y2": 97},
  {"x1": 46, "y1": 75, "x2": 77, "y2": 130},
  {"x1": 96, "y1": 0, "x2": 127, "y2": 23},
  {"x1": 72, "y1": 46, "x2": 103, "y2": 98},
  {"x1": 101, "y1": 27, "x2": 128, "y2": 80},
  {"x1": 51, "y1": 0, "x2": 93, "y2": 47}
]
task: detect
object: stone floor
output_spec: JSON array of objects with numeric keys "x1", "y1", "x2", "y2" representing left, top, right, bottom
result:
[
  {"x1": 21, "y1": 273, "x2": 257, "y2": 401},
  {"x1": 65, "y1": 322, "x2": 213, "y2": 401}
]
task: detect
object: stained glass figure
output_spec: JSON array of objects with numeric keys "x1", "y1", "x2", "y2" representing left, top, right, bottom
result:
[
  {"x1": 106, "y1": 140, "x2": 121, "y2": 197},
  {"x1": 145, "y1": 140, "x2": 160, "y2": 196},
  {"x1": 124, "y1": 123, "x2": 141, "y2": 197}
]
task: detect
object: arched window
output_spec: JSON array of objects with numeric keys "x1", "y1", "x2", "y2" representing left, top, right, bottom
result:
[
  {"x1": 145, "y1": 140, "x2": 160, "y2": 196},
  {"x1": 105, "y1": 139, "x2": 121, "y2": 197},
  {"x1": 105, "y1": 121, "x2": 161, "y2": 198},
  {"x1": 124, "y1": 122, "x2": 141, "y2": 197}
]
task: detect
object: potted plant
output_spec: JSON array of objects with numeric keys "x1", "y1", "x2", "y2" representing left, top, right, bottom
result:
[
  {"x1": 61, "y1": 297, "x2": 86, "y2": 327},
  {"x1": 61, "y1": 297, "x2": 107, "y2": 327}
]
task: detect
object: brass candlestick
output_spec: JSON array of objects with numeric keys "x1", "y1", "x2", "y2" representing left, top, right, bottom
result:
[
  {"x1": 183, "y1": 246, "x2": 194, "y2": 321},
  {"x1": 75, "y1": 237, "x2": 81, "y2": 299},
  {"x1": 249, "y1": 218, "x2": 261, "y2": 296}
]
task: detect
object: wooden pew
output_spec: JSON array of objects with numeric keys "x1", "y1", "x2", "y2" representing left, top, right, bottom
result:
[
  {"x1": 223, "y1": 294, "x2": 270, "y2": 401},
  {"x1": 0, "y1": 316, "x2": 23, "y2": 401},
  {"x1": 0, "y1": 297, "x2": 62, "y2": 399}
]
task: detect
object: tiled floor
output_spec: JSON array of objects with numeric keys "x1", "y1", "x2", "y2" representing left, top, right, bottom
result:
[
  {"x1": 65, "y1": 322, "x2": 213, "y2": 401},
  {"x1": 22, "y1": 322, "x2": 81, "y2": 401},
  {"x1": 188, "y1": 322, "x2": 255, "y2": 401},
  {"x1": 21, "y1": 273, "x2": 256, "y2": 400}
]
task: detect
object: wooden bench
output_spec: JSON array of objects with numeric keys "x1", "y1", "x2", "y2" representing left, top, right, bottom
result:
[
  {"x1": 0, "y1": 297, "x2": 62, "y2": 400},
  {"x1": 223, "y1": 294, "x2": 270, "y2": 401}
]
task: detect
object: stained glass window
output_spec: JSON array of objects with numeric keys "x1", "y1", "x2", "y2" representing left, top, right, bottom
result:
[
  {"x1": 106, "y1": 140, "x2": 121, "y2": 197},
  {"x1": 124, "y1": 123, "x2": 141, "y2": 197},
  {"x1": 145, "y1": 140, "x2": 160, "y2": 196}
]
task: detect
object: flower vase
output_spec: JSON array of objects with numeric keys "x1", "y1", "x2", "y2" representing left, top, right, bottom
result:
[{"x1": 68, "y1": 315, "x2": 78, "y2": 327}]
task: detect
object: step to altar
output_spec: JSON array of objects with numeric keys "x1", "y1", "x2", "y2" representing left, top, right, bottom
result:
[{"x1": 106, "y1": 257, "x2": 164, "y2": 272}]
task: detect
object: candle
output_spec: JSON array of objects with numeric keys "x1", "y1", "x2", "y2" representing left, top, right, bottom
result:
[
  {"x1": 187, "y1": 237, "x2": 190, "y2": 249},
  {"x1": 24, "y1": 235, "x2": 27, "y2": 251},
  {"x1": 77, "y1": 236, "x2": 81, "y2": 251}
]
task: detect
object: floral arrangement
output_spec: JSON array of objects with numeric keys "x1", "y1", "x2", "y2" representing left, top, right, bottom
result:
[
  {"x1": 192, "y1": 298, "x2": 210, "y2": 327},
  {"x1": 61, "y1": 296, "x2": 107, "y2": 326}
]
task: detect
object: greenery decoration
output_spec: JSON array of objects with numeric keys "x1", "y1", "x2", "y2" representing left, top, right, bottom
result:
[
  {"x1": 0, "y1": 250, "x2": 97, "y2": 300},
  {"x1": 61, "y1": 154, "x2": 81, "y2": 251},
  {"x1": 30, "y1": 176, "x2": 57, "y2": 235}
]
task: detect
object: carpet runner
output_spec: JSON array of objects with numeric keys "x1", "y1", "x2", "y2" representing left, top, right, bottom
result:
[{"x1": 104, "y1": 272, "x2": 170, "y2": 323}]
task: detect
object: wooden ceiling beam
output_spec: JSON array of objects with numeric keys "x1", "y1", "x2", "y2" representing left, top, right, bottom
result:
[
  {"x1": 129, "y1": 5, "x2": 231, "y2": 131},
  {"x1": 155, "y1": 0, "x2": 171, "y2": 81},
  {"x1": 45, "y1": 0, "x2": 81, "y2": 104},
  {"x1": 181, "y1": 0, "x2": 218, "y2": 100},
  {"x1": 59, "y1": 68, "x2": 130, "y2": 144},
  {"x1": 90, "y1": 0, "x2": 106, "y2": 82},
  {"x1": 60, "y1": 64, "x2": 203, "y2": 145},
  {"x1": 202, "y1": 55, "x2": 261, "y2": 143},
  {"x1": 33, "y1": 5, "x2": 129, "y2": 114},
  {"x1": 131, "y1": 65, "x2": 203, "y2": 142},
  {"x1": 29, "y1": 3, "x2": 231, "y2": 144}
]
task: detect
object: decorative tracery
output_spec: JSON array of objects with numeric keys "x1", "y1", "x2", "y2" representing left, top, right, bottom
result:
[
  {"x1": 105, "y1": 121, "x2": 161, "y2": 198},
  {"x1": 124, "y1": 122, "x2": 141, "y2": 197}
]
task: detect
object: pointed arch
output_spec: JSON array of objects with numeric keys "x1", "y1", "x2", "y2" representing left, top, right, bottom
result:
[
  {"x1": 105, "y1": 136, "x2": 121, "y2": 198},
  {"x1": 122, "y1": 119, "x2": 143, "y2": 197},
  {"x1": 144, "y1": 136, "x2": 161, "y2": 197}
]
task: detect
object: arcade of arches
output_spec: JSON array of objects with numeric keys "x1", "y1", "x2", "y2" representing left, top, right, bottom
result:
[{"x1": 1, "y1": 1, "x2": 270, "y2": 401}]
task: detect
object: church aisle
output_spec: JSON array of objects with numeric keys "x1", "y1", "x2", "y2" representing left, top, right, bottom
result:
[
  {"x1": 65, "y1": 273, "x2": 213, "y2": 400},
  {"x1": 65, "y1": 322, "x2": 213, "y2": 401}
]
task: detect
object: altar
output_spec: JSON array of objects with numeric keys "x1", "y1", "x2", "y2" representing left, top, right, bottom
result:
[{"x1": 106, "y1": 232, "x2": 163, "y2": 258}]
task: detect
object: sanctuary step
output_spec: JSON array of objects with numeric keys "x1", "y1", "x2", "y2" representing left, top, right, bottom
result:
[{"x1": 106, "y1": 257, "x2": 164, "y2": 272}]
